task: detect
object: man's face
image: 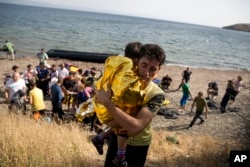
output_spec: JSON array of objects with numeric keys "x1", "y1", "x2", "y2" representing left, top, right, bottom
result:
[
  {"x1": 13, "y1": 73, "x2": 19, "y2": 82},
  {"x1": 198, "y1": 92, "x2": 203, "y2": 98},
  {"x1": 137, "y1": 57, "x2": 160, "y2": 84}
]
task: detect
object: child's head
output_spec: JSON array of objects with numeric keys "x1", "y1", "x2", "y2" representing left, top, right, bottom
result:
[
  {"x1": 125, "y1": 42, "x2": 143, "y2": 69},
  {"x1": 125, "y1": 42, "x2": 142, "y2": 62}
]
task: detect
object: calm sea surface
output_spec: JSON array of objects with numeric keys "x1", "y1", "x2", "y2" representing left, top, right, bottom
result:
[{"x1": 0, "y1": 3, "x2": 249, "y2": 70}]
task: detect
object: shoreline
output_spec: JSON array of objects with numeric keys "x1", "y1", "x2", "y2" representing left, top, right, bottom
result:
[
  {"x1": 166, "y1": 63, "x2": 250, "y2": 71},
  {"x1": 1, "y1": 53, "x2": 249, "y2": 71}
]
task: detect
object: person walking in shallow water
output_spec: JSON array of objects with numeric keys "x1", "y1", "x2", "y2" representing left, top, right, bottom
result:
[{"x1": 188, "y1": 92, "x2": 208, "y2": 129}]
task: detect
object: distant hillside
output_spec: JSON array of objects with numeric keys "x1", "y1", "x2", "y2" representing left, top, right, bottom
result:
[{"x1": 222, "y1": 23, "x2": 250, "y2": 32}]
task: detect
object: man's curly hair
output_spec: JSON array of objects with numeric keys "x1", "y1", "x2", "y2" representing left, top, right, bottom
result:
[{"x1": 139, "y1": 44, "x2": 166, "y2": 66}]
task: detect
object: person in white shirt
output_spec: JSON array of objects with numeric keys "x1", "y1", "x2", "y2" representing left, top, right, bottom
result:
[
  {"x1": 58, "y1": 63, "x2": 69, "y2": 80},
  {"x1": 4, "y1": 72, "x2": 26, "y2": 103}
]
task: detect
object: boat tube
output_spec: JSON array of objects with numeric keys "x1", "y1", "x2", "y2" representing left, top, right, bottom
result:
[{"x1": 46, "y1": 49, "x2": 119, "y2": 63}]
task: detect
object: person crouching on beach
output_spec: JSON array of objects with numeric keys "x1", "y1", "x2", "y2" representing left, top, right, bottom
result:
[
  {"x1": 3, "y1": 40, "x2": 15, "y2": 60},
  {"x1": 220, "y1": 80, "x2": 238, "y2": 113},
  {"x1": 188, "y1": 92, "x2": 208, "y2": 129}
]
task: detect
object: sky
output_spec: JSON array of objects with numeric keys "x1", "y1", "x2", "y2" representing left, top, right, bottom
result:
[{"x1": 1, "y1": 0, "x2": 249, "y2": 27}]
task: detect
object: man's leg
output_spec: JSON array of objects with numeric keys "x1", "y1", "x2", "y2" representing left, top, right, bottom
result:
[
  {"x1": 104, "y1": 132, "x2": 118, "y2": 167},
  {"x1": 126, "y1": 144, "x2": 149, "y2": 167},
  {"x1": 196, "y1": 111, "x2": 204, "y2": 124},
  {"x1": 189, "y1": 112, "x2": 200, "y2": 127},
  {"x1": 57, "y1": 102, "x2": 65, "y2": 120}
]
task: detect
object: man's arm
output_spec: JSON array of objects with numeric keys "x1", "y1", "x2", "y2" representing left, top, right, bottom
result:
[
  {"x1": 99, "y1": 97, "x2": 153, "y2": 136},
  {"x1": 96, "y1": 85, "x2": 158, "y2": 136},
  {"x1": 22, "y1": 80, "x2": 27, "y2": 92},
  {"x1": 190, "y1": 98, "x2": 195, "y2": 112}
]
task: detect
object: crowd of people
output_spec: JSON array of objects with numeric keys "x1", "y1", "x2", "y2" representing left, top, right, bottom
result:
[
  {"x1": 4, "y1": 51, "x2": 100, "y2": 121},
  {"x1": 2, "y1": 41, "x2": 244, "y2": 167}
]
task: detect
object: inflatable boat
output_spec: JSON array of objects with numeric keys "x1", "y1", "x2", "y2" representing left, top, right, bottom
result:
[{"x1": 46, "y1": 49, "x2": 119, "y2": 63}]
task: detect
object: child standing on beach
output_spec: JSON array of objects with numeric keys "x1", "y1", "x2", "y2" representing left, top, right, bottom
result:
[{"x1": 188, "y1": 92, "x2": 208, "y2": 129}]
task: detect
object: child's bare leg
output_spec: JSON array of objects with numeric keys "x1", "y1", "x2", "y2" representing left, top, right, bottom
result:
[
  {"x1": 117, "y1": 135, "x2": 127, "y2": 150},
  {"x1": 101, "y1": 126, "x2": 112, "y2": 138},
  {"x1": 91, "y1": 119, "x2": 121, "y2": 155},
  {"x1": 112, "y1": 135, "x2": 128, "y2": 166},
  {"x1": 117, "y1": 135, "x2": 127, "y2": 158},
  {"x1": 91, "y1": 126, "x2": 112, "y2": 155}
]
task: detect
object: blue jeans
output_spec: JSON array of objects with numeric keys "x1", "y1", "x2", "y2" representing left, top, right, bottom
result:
[{"x1": 180, "y1": 94, "x2": 189, "y2": 107}]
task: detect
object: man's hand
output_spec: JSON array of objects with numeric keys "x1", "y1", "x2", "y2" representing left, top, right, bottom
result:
[{"x1": 95, "y1": 83, "x2": 112, "y2": 105}]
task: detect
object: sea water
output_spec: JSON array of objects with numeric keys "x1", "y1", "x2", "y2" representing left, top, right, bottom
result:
[{"x1": 0, "y1": 3, "x2": 249, "y2": 70}]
